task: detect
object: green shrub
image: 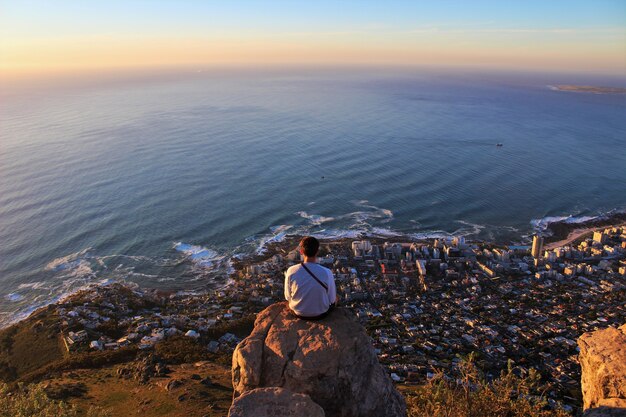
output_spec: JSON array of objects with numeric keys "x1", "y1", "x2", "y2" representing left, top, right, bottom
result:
[
  {"x1": 0, "y1": 327, "x2": 17, "y2": 354},
  {"x1": 154, "y1": 336, "x2": 207, "y2": 364},
  {"x1": 0, "y1": 382, "x2": 110, "y2": 417},
  {"x1": 0, "y1": 360, "x2": 17, "y2": 381},
  {"x1": 406, "y1": 354, "x2": 571, "y2": 417}
]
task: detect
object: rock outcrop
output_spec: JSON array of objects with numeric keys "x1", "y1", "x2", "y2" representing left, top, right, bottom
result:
[
  {"x1": 578, "y1": 323, "x2": 626, "y2": 415},
  {"x1": 117, "y1": 353, "x2": 169, "y2": 383},
  {"x1": 229, "y1": 387, "x2": 325, "y2": 417},
  {"x1": 231, "y1": 302, "x2": 406, "y2": 417}
]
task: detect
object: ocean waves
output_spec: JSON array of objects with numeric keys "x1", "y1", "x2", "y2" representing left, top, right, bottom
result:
[
  {"x1": 1, "y1": 203, "x2": 622, "y2": 328},
  {"x1": 249, "y1": 202, "x2": 493, "y2": 253},
  {"x1": 45, "y1": 247, "x2": 95, "y2": 277},
  {"x1": 2, "y1": 70, "x2": 626, "y2": 328},
  {"x1": 296, "y1": 212, "x2": 335, "y2": 225},
  {"x1": 0, "y1": 240, "x2": 231, "y2": 326},
  {"x1": 173, "y1": 242, "x2": 222, "y2": 268},
  {"x1": 530, "y1": 214, "x2": 602, "y2": 234}
]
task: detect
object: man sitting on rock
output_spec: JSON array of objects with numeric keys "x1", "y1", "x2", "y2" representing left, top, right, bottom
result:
[{"x1": 284, "y1": 236, "x2": 337, "y2": 320}]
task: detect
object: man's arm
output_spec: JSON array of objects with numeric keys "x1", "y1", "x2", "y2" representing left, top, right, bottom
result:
[
  {"x1": 328, "y1": 270, "x2": 337, "y2": 305},
  {"x1": 284, "y1": 272, "x2": 291, "y2": 301}
]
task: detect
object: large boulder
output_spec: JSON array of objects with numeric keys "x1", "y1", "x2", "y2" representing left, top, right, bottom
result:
[
  {"x1": 228, "y1": 387, "x2": 325, "y2": 417},
  {"x1": 232, "y1": 302, "x2": 406, "y2": 417},
  {"x1": 578, "y1": 323, "x2": 626, "y2": 414}
]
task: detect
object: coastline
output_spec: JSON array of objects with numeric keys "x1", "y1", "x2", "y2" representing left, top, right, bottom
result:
[
  {"x1": 1, "y1": 215, "x2": 624, "y2": 414},
  {"x1": 543, "y1": 211, "x2": 626, "y2": 249},
  {"x1": 545, "y1": 222, "x2": 626, "y2": 250},
  {"x1": 3, "y1": 210, "x2": 626, "y2": 330},
  {"x1": 243, "y1": 212, "x2": 626, "y2": 261}
]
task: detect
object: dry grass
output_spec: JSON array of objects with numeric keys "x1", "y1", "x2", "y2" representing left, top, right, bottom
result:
[
  {"x1": 0, "y1": 307, "x2": 65, "y2": 382},
  {"x1": 1, "y1": 359, "x2": 233, "y2": 417},
  {"x1": 0, "y1": 382, "x2": 110, "y2": 417},
  {"x1": 154, "y1": 336, "x2": 210, "y2": 364},
  {"x1": 405, "y1": 355, "x2": 571, "y2": 417},
  {"x1": 58, "y1": 361, "x2": 232, "y2": 416}
]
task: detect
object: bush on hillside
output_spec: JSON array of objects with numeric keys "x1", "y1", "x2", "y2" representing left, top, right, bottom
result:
[
  {"x1": 0, "y1": 382, "x2": 110, "y2": 417},
  {"x1": 154, "y1": 335, "x2": 208, "y2": 364},
  {"x1": 406, "y1": 354, "x2": 571, "y2": 417}
]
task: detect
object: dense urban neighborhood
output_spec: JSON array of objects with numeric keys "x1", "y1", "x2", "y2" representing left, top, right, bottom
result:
[{"x1": 55, "y1": 225, "x2": 626, "y2": 410}]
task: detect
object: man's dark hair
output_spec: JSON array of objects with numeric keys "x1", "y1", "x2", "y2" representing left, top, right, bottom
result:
[{"x1": 299, "y1": 236, "x2": 320, "y2": 257}]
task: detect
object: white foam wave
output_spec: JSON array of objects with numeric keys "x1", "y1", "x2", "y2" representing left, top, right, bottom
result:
[
  {"x1": 253, "y1": 201, "x2": 395, "y2": 253},
  {"x1": 314, "y1": 224, "x2": 477, "y2": 241},
  {"x1": 342, "y1": 200, "x2": 394, "y2": 224},
  {"x1": 2, "y1": 297, "x2": 61, "y2": 326},
  {"x1": 173, "y1": 242, "x2": 222, "y2": 267},
  {"x1": 369, "y1": 227, "x2": 403, "y2": 237},
  {"x1": 563, "y1": 216, "x2": 599, "y2": 224},
  {"x1": 311, "y1": 229, "x2": 365, "y2": 240},
  {"x1": 17, "y1": 281, "x2": 47, "y2": 290},
  {"x1": 96, "y1": 278, "x2": 119, "y2": 287},
  {"x1": 406, "y1": 221, "x2": 487, "y2": 240},
  {"x1": 3, "y1": 276, "x2": 119, "y2": 327},
  {"x1": 254, "y1": 225, "x2": 294, "y2": 254},
  {"x1": 270, "y1": 224, "x2": 293, "y2": 233},
  {"x1": 45, "y1": 248, "x2": 95, "y2": 279},
  {"x1": 174, "y1": 242, "x2": 218, "y2": 259},
  {"x1": 296, "y1": 211, "x2": 335, "y2": 225},
  {"x1": 453, "y1": 220, "x2": 486, "y2": 236},
  {"x1": 98, "y1": 254, "x2": 153, "y2": 262},
  {"x1": 409, "y1": 231, "x2": 455, "y2": 240},
  {"x1": 5, "y1": 293, "x2": 24, "y2": 302},
  {"x1": 530, "y1": 214, "x2": 600, "y2": 233},
  {"x1": 130, "y1": 272, "x2": 158, "y2": 279}
]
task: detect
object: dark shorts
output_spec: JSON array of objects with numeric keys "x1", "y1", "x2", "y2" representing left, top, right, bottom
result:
[{"x1": 291, "y1": 303, "x2": 335, "y2": 321}]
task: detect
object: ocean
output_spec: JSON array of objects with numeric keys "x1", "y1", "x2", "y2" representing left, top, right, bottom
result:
[{"x1": 1, "y1": 67, "x2": 625, "y2": 326}]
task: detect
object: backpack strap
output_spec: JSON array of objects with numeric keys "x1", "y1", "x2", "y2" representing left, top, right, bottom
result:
[{"x1": 300, "y1": 262, "x2": 328, "y2": 292}]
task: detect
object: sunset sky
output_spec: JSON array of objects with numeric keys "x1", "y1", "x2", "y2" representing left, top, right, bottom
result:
[{"x1": 1, "y1": 0, "x2": 625, "y2": 77}]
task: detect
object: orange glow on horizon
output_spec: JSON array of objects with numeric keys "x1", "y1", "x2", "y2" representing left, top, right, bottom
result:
[{"x1": 2, "y1": 33, "x2": 625, "y2": 78}]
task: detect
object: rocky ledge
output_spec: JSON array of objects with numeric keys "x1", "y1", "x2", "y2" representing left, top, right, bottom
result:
[
  {"x1": 229, "y1": 387, "x2": 325, "y2": 417},
  {"x1": 578, "y1": 323, "x2": 626, "y2": 416},
  {"x1": 230, "y1": 302, "x2": 406, "y2": 417}
]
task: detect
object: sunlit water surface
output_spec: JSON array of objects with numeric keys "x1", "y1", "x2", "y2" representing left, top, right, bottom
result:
[{"x1": 1, "y1": 68, "x2": 625, "y2": 325}]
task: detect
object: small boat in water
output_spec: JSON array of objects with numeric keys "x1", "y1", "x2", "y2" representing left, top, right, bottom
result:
[{"x1": 496, "y1": 143, "x2": 503, "y2": 147}]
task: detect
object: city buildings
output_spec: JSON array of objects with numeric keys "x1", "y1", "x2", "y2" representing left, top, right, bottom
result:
[
  {"x1": 53, "y1": 225, "x2": 626, "y2": 411},
  {"x1": 532, "y1": 235, "x2": 544, "y2": 258}
]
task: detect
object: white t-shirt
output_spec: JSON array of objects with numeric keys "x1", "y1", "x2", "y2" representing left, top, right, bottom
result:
[{"x1": 284, "y1": 262, "x2": 337, "y2": 317}]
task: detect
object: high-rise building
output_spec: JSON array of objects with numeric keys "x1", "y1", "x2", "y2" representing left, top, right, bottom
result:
[
  {"x1": 531, "y1": 235, "x2": 544, "y2": 258},
  {"x1": 593, "y1": 231, "x2": 606, "y2": 244},
  {"x1": 351, "y1": 240, "x2": 372, "y2": 257}
]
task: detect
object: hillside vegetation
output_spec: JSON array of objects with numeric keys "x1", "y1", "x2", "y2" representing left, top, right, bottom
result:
[{"x1": 405, "y1": 355, "x2": 570, "y2": 417}]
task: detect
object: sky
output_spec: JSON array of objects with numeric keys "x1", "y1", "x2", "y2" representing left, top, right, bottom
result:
[{"x1": 1, "y1": 0, "x2": 625, "y2": 77}]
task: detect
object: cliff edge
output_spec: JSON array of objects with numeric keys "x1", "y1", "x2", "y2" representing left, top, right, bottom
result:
[
  {"x1": 578, "y1": 323, "x2": 626, "y2": 416},
  {"x1": 230, "y1": 302, "x2": 406, "y2": 417}
]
